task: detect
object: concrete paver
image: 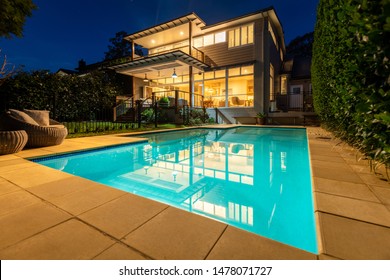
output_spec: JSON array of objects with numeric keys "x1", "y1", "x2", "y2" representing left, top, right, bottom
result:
[
  {"x1": 123, "y1": 207, "x2": 227, "y2": 260},
  {"x1": 79, "y1": 193, "x2": 168, "y2": 239},
  {"x1": 0, "y1": 219, "x2": 115, "y2": 260},
  {"x1": 206, "y1": 226, "x2": 317, "y2": 260}
]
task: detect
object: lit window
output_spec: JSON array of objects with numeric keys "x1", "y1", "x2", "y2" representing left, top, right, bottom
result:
[
  {"x1": 193, "y1": 37, "x2": 203, "y2": 48},
  {"x1": 241, "y1": 25, "x2": 248, "y2": 45},
  {"x1": 234, "y1": 28, "x2": 240, "y2": 46},
  {"x1": 241, "y1": 65, "x2": 253, "y2": 74},
  {"x1": 228, "y1": 67, "x2": 240, "y2": 76},
  {"x1": 228, "y1": 24, "x2": 254, "y2": 48},
  {"x1": 228, "y1": 30, "x2": 235, "y2": 48},
  {"x1": 215, "y1": 31, "x2": 226, "y2": 43},
  {"x1": 204, "y1": 72, "x2": 214, "y2": 80},
  {"x1": 215, "y1": 70, "x2": 225, "y2": 78},
  {"x1": 248, "y1": 24, "x2": 254, "y2": 43},
  {"x1": 203, "y1": 34, "x2": 214, "y2": 46}
]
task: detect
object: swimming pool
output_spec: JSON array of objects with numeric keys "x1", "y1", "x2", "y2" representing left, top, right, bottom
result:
[{"x1": 32, "y1": 127, "x2": 318, "y2": 254}]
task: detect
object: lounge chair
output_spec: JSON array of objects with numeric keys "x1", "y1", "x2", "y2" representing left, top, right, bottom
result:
[{"x1": 1, "y1": 109, "x2": 68, "y2": 148}]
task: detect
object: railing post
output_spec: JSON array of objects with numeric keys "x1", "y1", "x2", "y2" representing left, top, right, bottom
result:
[
  {"x1": 175, "y1": 90, "x2": 179, "y2": 113},
  {"x1": 136, "y1": 100, "x2": 142, "y2": 128}
]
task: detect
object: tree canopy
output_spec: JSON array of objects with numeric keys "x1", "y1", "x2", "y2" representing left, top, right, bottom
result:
[
  {"x1": 286, "y1": 31, "x2": 313, "y2": 57},
  {"x1": 0, "y1": 0, "x2": 37, "y2": 38},
  {"x1": 104, "y1": 31, "x2": 143, "y2": 60}
]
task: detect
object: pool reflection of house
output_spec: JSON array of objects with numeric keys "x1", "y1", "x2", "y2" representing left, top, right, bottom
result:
[
  {"x1": 107, "y1": 6, "x2": 314, "y2": 124},
  {"x1": 98, "y1": 128, "x2": 310, "y2": 239}
]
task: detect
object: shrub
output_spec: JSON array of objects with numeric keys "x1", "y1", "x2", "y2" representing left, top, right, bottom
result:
[{"x1": 312, "y1": 0, "x2": 390, "y2": 166}]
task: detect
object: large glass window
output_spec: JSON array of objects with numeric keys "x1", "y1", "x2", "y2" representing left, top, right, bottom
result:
[
  {"x1": 228, "y1": 24, "x2": 254, "y2": 48},
  {"x1": 203, "y1": 78, "x2": 226, "y2": 107},
  {"x1": 203, "y1": 34, "x2": 214, "y2": 46},
  {"x1": 215, "y1": 31, "x2": 226, "y2": 44},
  {"x1": 228, "y1": 75, "x2": 253, "y2": 107}
]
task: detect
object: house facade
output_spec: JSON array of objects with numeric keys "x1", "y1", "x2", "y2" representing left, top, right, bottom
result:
[{"x1": 108, "y1": 7, "x2": 288, "y2": 122}]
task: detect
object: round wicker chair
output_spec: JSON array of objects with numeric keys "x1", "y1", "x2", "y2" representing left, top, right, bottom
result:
[
  {"x1": 2, "y1": 112, "x2": 68, "y2": 148},
  {"x1": 0, "y1": 130, "x2": 28, "y2": 155}
]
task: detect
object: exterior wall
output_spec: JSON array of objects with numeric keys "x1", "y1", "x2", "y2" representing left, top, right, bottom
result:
[
  {"x1": 196, "y1": 19, "x2": 263, "y2": 67},
  {"x1": 198, "y1": 40, "x2": 255, "y2": 67}
]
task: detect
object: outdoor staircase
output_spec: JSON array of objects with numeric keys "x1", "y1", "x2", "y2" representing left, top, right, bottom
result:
[
  {"x1": 115, "y1": 108, "x2": 135, "y2": 123},
  {"x1": 208, "y1": 107, "x2": 258, "y2": 124}
]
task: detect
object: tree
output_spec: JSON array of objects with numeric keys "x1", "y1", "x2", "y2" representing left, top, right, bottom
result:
[
  {"x1": 0, "y1": 0, "x2": 37, "y2": 38},
  {"x1": 286, "y1": 32, "x2": 314, "y2": 57},
  {"x1": 104, "y1": 31, "x2": 143, "y2": 60},
  {"x1": 0, "y1": 50, "x2": 15, "y2": 86}
]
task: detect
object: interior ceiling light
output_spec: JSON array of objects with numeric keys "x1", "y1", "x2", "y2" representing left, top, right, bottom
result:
[
  {"x1": 143, "y1": 74, "x2": 149, "y2": 82},
  {"x1": 172, "y1": 68, "x2": 177, "y2": 78}
]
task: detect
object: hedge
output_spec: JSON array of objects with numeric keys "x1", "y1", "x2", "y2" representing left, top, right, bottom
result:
[
  {"x1": 312, "y1": 0, "x2": 390, "y2": 166},
  {"x1": 0, "y1": 70, "x2": 119, "y2": 121}
]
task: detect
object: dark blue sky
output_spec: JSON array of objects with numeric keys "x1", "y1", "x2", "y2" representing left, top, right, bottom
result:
[{"x1": 0, "y1": 0, "x2": 318, "y2": 72}]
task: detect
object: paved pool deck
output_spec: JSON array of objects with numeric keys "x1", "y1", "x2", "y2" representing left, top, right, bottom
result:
[{"x1": 0, "y1": 126, "x2": 389, "y2": 260}]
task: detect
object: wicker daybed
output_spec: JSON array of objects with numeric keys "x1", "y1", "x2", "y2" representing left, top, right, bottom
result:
[{"x1": 1, "y1": 109, "x2": 68, "y2": 148}]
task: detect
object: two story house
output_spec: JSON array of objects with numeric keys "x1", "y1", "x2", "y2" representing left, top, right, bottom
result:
[{"x1": 109, "y1": 6, "x2": 312, "y2": 124}]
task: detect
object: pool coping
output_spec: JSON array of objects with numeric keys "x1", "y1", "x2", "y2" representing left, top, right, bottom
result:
[{"x1": 0, "y1": 125, "x2": 389, "y2": 260}]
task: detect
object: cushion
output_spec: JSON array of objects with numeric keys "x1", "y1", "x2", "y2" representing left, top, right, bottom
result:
[
  {"x1": 23, "y1": 109, "x2": 50, "y2": 126},
  {"x1": 9, "y1": 109, "x2": 39, "y2": 126},
  {"x1": 48, "y1": 125, "x2": 65, "y2": 129}
]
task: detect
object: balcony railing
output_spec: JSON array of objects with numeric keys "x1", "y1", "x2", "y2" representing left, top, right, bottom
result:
[
  {"x1": 270, "y1": 91, "x2": 314, "y2": 112},
  {"x1": 148, "y1": 45, "x2": 205, "y2": 63}
]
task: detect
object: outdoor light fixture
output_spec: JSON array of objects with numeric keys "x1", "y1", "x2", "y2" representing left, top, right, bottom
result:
[
  {"x1": 172, "y1": 68, "x2": 177, "y2": 78},
  {"x1": 172, "y1": 171, "x2": 178, "y2": 181},
  {"x1": 143, "y1": 74, "x2": 149, "y2": 82}
]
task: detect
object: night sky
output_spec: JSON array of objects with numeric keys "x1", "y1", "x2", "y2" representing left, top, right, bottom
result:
[{"x1": 0, "y1": 0, "x2": 319, "y2": 72}]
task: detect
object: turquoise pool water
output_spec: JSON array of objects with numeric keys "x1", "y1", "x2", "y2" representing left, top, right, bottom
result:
[{"x1": 32, "y1": 127, "x2": 318, "y2": 254}]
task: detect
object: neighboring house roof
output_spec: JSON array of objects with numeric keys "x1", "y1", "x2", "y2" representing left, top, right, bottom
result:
[
  {"x1": 281, "y1": 56, "x2": 311, "y2": 79},
  {"x1": 56, "y1": 69, "x2": 78, "y2": 75}
]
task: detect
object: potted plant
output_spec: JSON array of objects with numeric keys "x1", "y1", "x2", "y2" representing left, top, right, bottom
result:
[
  {"x1": 256, "y1": 112, "x2": 266, "y2": 125},
  {"x1": 158, "y1": 96, "x2": 170, "y2": 108}
]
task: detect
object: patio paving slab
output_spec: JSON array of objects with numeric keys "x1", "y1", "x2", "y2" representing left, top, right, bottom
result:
[
  {"x1": 123, "y1": 207, "x2": 227, "y2": 260},
  {"x1": 206, "y1": 226, "x2": 317, "y2": 260},
  {"x1": 0, "y1": 158, "x2": 37, "y2": 173},
  {"x1": 0, "y1": 190, "x2": 42, "y2": 217},
  {"x1": 27, "y1": 176, "x2": 101, "y2": 201},
  {"x1": 0, "y1": 219, "x2": 115, "y2": 260},
  {"x1": 79, "y1": 193, "x2": 168, "y2": 239},
  {"x1": 359, "y1": 173, "x2": 390, "y2": 188},
  {"x1": 0, "y1": 178, "x2": 21, "y2": 196},
  {"x1": 93, "y1": 243, "x2": 149, "y2": 260},
  {"x1": 316, "y1": 192, "x2": 390, "y2": 227},
  {"x1": 314, "y1": 177, "x2": 379, "y2": 202},
  {"x1": 1, "y1": 164, "x2": 74, "y2": 189},
  {"x1": 370, "y1": 186, "x2": 390, "y2": 206},
  {"x1": 312, "y1": 165, "x2": 365, "y2": 184},
  {"x1": 49, "y1": 183, "x2": 126, "y2": 216},
  {"x1": 319, "y1": 213, "x2": 390, "y2": 260},
  {"x1": 0, "y1": 201, "x2": 71, "y2": 250}
]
